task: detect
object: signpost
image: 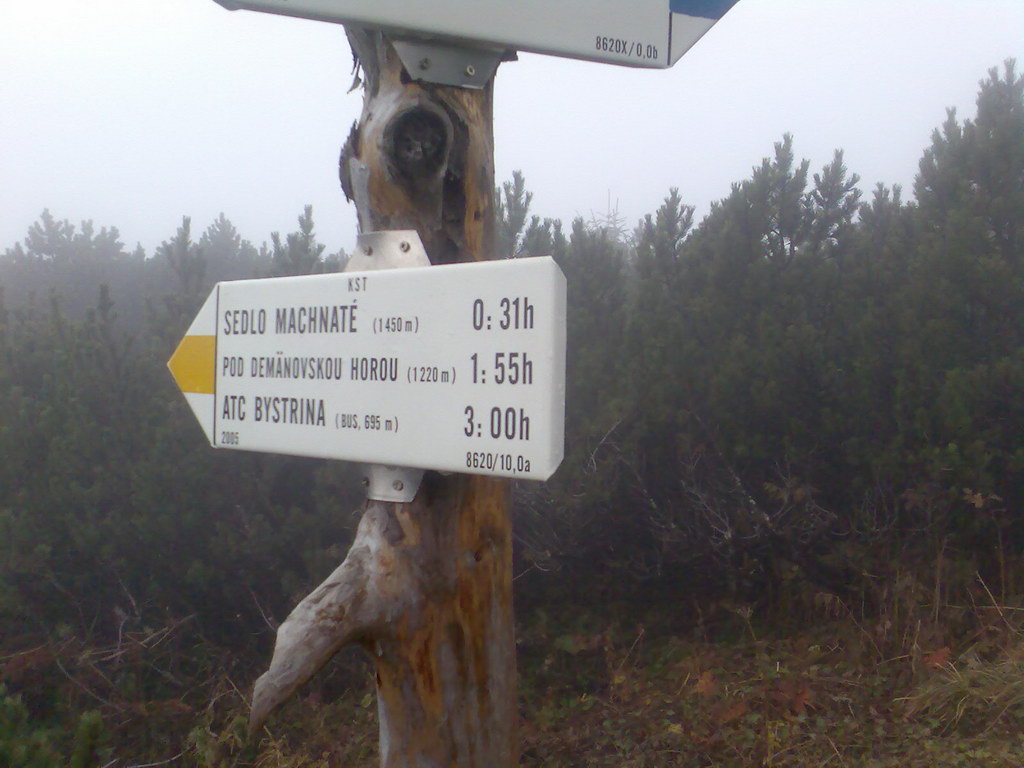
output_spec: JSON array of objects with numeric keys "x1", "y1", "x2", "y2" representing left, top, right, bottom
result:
[
  {"x1": 214, "y1": 0, "x2": 740, "y2": 70},
  {"x1": 168, "y1": 251, "x2": 566, "y2": 481},
  {"x1": 179, "y1": 1, "x2": 740, "y2": 764}
]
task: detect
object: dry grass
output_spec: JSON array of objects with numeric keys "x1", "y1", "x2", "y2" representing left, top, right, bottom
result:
[
  {"x1": 8, "y1": 564, "x2": 1024, "y2": 767},
  {"x1": 133, "y1": 583, "x2": 1024, "y2": 766},
  {"x1": 903, "y1": 649, "x2": 1024, "y2": 731}
]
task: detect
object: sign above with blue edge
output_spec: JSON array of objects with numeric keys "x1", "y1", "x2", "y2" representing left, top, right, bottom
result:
[
  {"x1": 214, "y1": 0, "x2": 740, "y2": 68},
  {"x1": 669, "y1": 0, "x2": 737, "y2": 17}
]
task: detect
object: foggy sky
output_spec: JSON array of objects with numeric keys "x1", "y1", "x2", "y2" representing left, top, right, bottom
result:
[{"x1": 1, "y1": 0, "x2": 1022, "y2": 256}]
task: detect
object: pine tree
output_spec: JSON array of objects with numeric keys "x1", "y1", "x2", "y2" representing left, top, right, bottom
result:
[
  {"x1": 23, "y1": 210, "x2": 126, "y2": 265},
  {"x1": 270, "y1": 205, "x2": 327, "y2": 276},
  {"x1": 744, "y1": 134, "x2": 811, "y2": 264},
  {"x1": 896, "y1": 59, "x2": 1024, "y2": 526},
  {"x1": 155, "y1": 217, "x2": 206, "y2": 298},
  {"x1": 916, "y1": 59, "x2": 1024, "y2": 265},
  {"x1": 495, "y1": 171, "x2": 532, "y2": 258},
  {"x1": 494, "y1": 171, "x2": 564, "y2": 259},
  {"x1": 200, "y1": 213, "x2": 263, "y2": 281},
  {"x1": 806, "y1": 150, "x2": 861, "y2": 258},
  {"x1": 626, "y1": 188, "x2": 695, "y2": 481}
]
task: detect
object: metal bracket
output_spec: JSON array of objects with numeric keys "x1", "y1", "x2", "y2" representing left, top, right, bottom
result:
[
  {"x1": 391, "y1": 38, "x2": 504, "y2": 89},
  {"x1": 346, "y1": 230, "x2": 430, "y2": 503},
  {"x1": 362, "y1": 464, "x2": 426, "y2": 504},
  {"x1": 346, "y1": 230, "x2": 432, "y2": 272}
]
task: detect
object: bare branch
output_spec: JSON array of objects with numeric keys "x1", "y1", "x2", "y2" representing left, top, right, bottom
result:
[{"x1": 250, "y1": 504, "x2": 397, "y2": 731}]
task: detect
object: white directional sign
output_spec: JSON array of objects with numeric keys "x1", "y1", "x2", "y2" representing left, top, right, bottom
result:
[
  {"x1": 213, "y1": 0, "x2": 739, "y2": 69},
  {"x1": 168, "y1": 257, "x2": 566, "y2": 481}
]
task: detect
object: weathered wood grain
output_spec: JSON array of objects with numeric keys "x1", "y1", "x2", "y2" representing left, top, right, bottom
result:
[{"x1": 251, "y1": 28, "x2": 516, "y2": 767}]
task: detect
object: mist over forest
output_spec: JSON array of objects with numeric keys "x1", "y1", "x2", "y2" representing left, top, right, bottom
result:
[{"x1": 1, "y1": 62, "x2": 1022, "y2": 766}]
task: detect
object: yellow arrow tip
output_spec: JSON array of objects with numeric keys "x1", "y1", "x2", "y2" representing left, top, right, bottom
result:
[{"x1": 168, "y1": 335, "x2": 216, "y2": 394}]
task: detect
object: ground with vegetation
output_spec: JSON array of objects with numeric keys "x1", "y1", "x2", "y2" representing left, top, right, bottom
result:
[
  {"x1": 7, "y1": 597, "x2": 1024, "y2": 767},
  {"x1": 2, "y1": 62, "x2": 1022, "y2": 766}
]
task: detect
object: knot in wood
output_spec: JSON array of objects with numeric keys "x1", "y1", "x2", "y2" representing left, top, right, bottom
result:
[{"x1": 387, "y1": 108, "x2": 448, "y2": 180}]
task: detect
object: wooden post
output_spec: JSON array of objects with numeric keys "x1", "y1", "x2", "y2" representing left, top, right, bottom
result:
[{"x1": 249, "y1": 29, "x2": 517, "y2": 768}]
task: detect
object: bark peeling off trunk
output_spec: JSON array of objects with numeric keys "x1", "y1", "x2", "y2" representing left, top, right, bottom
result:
[{"x1": 254, "y1": 28, "x2": 515, "y2": 768}]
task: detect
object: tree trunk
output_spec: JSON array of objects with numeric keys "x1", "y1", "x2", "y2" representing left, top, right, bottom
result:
[{"x1": 250, "y1": 29, "x2": 516, "y2": 768}]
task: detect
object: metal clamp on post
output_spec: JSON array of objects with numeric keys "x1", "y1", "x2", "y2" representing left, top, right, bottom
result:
[
  {"x1": 347, "y1": 230, "x2": 432, "y2": 272},
  {"x1": 390, "y1": 38, "x2": 505, "y2": 89},
  {"x1": 347, "y1": 231, "x2": 430, "y2": 503},
  {"x1": 362, "y1": 464, "x2": 426, "y2": 504}
]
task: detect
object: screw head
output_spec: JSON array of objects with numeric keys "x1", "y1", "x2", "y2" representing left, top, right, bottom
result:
[
  {"x1": 361, "y1": 477, "x2": 369, "y2": 486},
  {"x1": 465, "y1": 64, "x2": 476, "y2": 77},
  {"x1": 399, "y1": 241, "x2": 411, "y2": 252},
  {"x1": 418, "y1": 58, "x2": 431, "y2": 70},
  {"x1": 393, "y1": 480, "x2": 404, "y2": 492},
  {"x1": 363, "y1": 245, "x2": 373, "y2": 256}
]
